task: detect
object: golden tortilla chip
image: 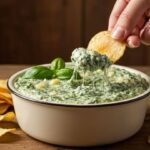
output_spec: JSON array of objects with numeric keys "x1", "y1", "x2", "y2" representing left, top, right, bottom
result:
[
  {"x1": 0, "y1": 80, "x2": 10, "y2": 93},
  {"x1": 0, "y1": 100, "x2": 6, "y2": 104},
  {"x1": 0, "y1": 92, "x2": 11, "y2": 99},
  {"x1": 0, "y1": 92, "x2": 13, "y2": 105},
  {"x1": 1, "y1": 99, "x2": 12, "y2": 105},
  {"x1": 87, "y1": 31, "x2": 126, "y2": 62},
  {"x1": 0, "y1": 104, "x2": 10, "y2": 115},
  {"x1": 0, "y1": 128, "x2": 16, "y2": 137},
  {"x1": 0, "y1": 112, "x2": 16, "y2": 122}
]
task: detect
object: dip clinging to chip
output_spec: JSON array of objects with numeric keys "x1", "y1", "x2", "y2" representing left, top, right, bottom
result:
[{"x1": 87, "y1": 31, "x2": 126, "y2": 63}]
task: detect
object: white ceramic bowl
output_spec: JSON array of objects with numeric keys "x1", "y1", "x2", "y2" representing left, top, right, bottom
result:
[{"x1": 8, "y1": 64, "x2": 150, "y2": 147}]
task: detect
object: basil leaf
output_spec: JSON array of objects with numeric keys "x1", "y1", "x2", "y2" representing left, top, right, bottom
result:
[
  {"x1": 23, "y1": 66, "x2": 53, "y2": 79},
  {"x1": 51, "y1": 58, "x2": 65, "y2": 70},
  {"x1": 56, "y1": 68, "x2": 73, "y2": 80}
]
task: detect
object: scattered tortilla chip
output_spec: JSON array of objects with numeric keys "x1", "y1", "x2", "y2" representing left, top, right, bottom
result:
[
  {"x1": 0, "y1": 92, "x2": 13, "y2": 105},
  {"x1": 0, "y1": 80, "x2": 9, "y2": 93},
  {"x1": 0, "y1": 112, "x2": 16, "y2": 122},
  {"x1": 87, "y1": 31, "x2": 126, "y2": 63},
  {"x1": 0, "y1": 104, "x2": 10, "y2": 115},
  {"x1": 0, "y1": 128, "x2": 16, "y2": 137},
  {"x1": 0, "y1": 80, "x2": 17, "y2": 138},
  {"x1": 1, "y1": 99, "x2": 12, "y2": 105},
  {"x1": 0, "y1": 92, "x2": 11, "y2": 99},
  {"x1": 0, "y1": 100, "x2": 6, "y2": 104}
]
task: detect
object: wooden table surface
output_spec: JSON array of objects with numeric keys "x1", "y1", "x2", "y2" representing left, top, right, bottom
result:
[{"x1": 1, "y1": 65, "x2": 150, "y2": 150}]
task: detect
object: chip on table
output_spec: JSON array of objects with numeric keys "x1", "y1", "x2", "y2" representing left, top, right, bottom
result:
[
  {"x1": 0, "y1": 128, "x2": 16, "y2": 137},
  {"x1": 88, "y1": 31, "x2": 126, "y2": 63},
  {"x1": 0, "y1": 80, "x2": 16, "y2": 138},
  {"x1": 0, "y1": 104, "x2": 10, "y2": 115},
  {"x1": 0, "y1": 80, "x2": 10, "y2": 93}
]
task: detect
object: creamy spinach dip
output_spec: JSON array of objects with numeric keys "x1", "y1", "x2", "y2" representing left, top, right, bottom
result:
[
  {"x1": 14, "y1": 66, "x2": 149, "y2": 105},
  {"x1": 71, "y1": 48, "x2": 112, "y2": 71}
]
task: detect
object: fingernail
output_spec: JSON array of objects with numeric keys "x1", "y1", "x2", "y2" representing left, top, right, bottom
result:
[
  {"x1": 112, "y1": 27, "x2": 126, "y2": 40},
  {"x1": 128, "y1": 40, "x2": 140, "y2": 48}
]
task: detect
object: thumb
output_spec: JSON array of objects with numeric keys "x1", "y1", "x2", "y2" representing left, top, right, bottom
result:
[{"x1": 112, "y1": 0, "x2": 149, "y2": 40}]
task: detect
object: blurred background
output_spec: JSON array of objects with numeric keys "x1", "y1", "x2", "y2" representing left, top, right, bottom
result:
[{"x1": 0, "y1": 0, "x2": 149, "y2": 65}]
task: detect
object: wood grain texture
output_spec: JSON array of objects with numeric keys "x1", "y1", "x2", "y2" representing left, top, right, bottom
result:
[
  {"x1": 1, "y1": 65, "x2": 150, "y2": 149},
  {"x1": 0, "y1": 0, "x2": 149, "y2": 65}
]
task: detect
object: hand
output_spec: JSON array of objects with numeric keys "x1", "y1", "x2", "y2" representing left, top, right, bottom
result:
[{"x1": 108, "y1": 0, "x2": 150, "y2": 48}]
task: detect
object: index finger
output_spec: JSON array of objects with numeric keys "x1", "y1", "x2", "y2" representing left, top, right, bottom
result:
[
  {"x1": 112, "y1": 0, "x2": 149, "y2": 40},
  {"x1": 108, "y1": 0, "x2": 128, "y2": 31}
]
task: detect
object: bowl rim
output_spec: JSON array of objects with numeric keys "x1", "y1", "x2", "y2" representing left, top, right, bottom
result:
[{"x1": 7, "y1": 63, "x2": 150, "y2": 108}]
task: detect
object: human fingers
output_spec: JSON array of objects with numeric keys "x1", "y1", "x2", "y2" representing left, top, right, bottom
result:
[
  {"x1": 137, "y1": 15, "x2": 147, "y2": 29},
  {"x1": 108, "y1": 0, "x2": 128, "y2": 31},
  {"x1": 145, "y1": 8, "x2": 150, "y2": 17},
  {"x1": 140, "y1": 20, "x2": 150, "y2": 45},
  {"x1": 112, "y1": 0, "x2": 149, "y2": 41},
  {"x1": 127, "y1": 35, "x2": 141, "y2": 48},
  {"x1": 126, "y1": 16, "x2": 146, "y2": 48},
  {"x1": 126, "y1": 26, "x2": 141, "y2": 48}
]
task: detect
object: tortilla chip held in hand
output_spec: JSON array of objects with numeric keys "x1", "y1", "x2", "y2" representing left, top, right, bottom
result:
[{"x1": 88, "y1": 31, "x2": 126, "y2": 63}]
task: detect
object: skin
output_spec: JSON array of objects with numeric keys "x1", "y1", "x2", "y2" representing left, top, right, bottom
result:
[{"x1": 108, "y1": 0, "x2": 150, "y2": 48}]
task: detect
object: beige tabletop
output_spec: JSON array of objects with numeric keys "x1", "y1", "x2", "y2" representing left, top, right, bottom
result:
[{"x1": 0, "y1": 65, "x2": 150, "y2": 150}]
